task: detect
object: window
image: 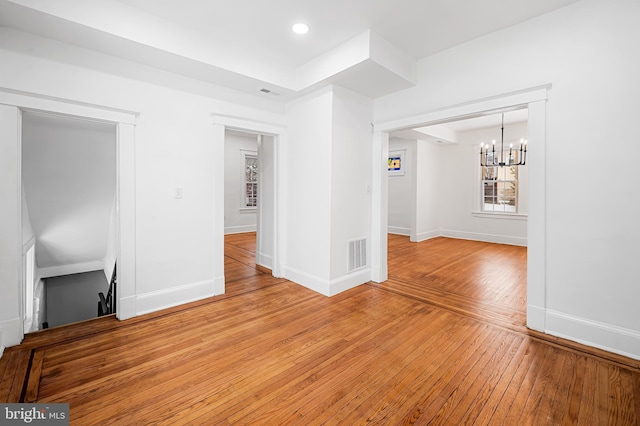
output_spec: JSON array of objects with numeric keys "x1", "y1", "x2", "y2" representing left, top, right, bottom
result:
[
  {"x1": 481, "y1": 152, "x2": 518, "y2": 213},
  {"x1": 244, "y1": 153, "x2": 258, "y2": 208}
]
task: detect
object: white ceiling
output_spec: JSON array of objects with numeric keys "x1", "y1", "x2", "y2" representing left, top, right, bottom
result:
[
  {"x1": 0, "y1": 0, "x2": 580, "y2": 100},
  {"x1": 114, "y1": 0, "x2": 578, "y2": 66},
  {"x1": 391, "y1": 108, "x2": 529, "y2": 144}
]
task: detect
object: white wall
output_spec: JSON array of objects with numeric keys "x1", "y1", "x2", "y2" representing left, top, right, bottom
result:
[
  {"x1": 390, "y1": 128, "x2": 524, "y2": 245},
  {"x1": 413, "y1": 141, "x2": 441, "y2": 242},
  {"x1": 438, "y1": 122, "x2": 529, "y2": 246},
  {"x1": 257, "y1": 135, "x2": 276, "y2": 270},
  {"x1": 388, "y1": 138, "x2": 413, "y2": 235},
  {"x1": 21, "y1": 184, "x2": 33, "y2": 244},
  {"x1": 329, "y1": 86, "x2": 372, "y2": 286},
  {"x1": 0, "y1": 27, "x2": 286, "y2": 345},
  {"x1": 284, "y1": 87, "x2": 333, "y2": 289},
  {"x1": 284, "y1": 85, "x2": 373, "y2": 295},
  {"x1": 33, "y1": 278, "x2": 46, "y2": 331},
  {"x1": 0, "y1": 105, "x2": 23, "y2": 350},
  {"x1": 22, "y1": 112, "x2": 117, "y2": 276},
  {"x1": 374, "y1": 0, "x2": 640, "y2": 359},
  {"x1": 224, "y1": 132, "x2": 258, "y2": 234}
]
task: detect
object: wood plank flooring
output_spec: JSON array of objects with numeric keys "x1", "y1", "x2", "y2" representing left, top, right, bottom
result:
[{"x1": 1, "y1": 233, "x2": 638, "y2": 425}]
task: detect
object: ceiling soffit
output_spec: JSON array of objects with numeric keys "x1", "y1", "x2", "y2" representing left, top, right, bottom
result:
[{"x1": 0, "y1": 0, "x2": 416, "y2": 100}]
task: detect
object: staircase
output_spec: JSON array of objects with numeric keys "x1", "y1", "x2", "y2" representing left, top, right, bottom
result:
[{"x1": 98, "y1": 263, "x2": 116, "y2": 316}]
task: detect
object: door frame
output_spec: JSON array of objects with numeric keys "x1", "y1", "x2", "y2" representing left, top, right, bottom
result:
[
  {"x1": 371, "y1": 85, "x2": 549, "y2": 332},
  {"x1": 0, "y1": 88, "x2": 138, "y2": 345},
  {"x1": 212, "y1": 113, "x2": 286, "y2": 294}
]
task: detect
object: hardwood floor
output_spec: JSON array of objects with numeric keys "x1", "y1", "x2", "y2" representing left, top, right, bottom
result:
[{"x1": 1, "y1": 233, "x2": 638, "y2": 425}]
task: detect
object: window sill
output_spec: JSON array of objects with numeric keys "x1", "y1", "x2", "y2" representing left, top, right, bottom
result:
[
  {"x1": 240, "y1": 207, "x2": 257, "y2": 213},
  {"x1": 472, "y1": 211, "x2": 528, "y2": 221}
]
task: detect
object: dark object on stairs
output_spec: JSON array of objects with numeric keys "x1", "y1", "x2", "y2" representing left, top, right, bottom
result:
[{"x1": 98, "y1": 263, "x2": 117, "y2": 316}]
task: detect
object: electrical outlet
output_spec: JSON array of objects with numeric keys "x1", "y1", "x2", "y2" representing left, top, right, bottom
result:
[{"x1": 174, "y1": 187, "x2": 183, "y2": 199}]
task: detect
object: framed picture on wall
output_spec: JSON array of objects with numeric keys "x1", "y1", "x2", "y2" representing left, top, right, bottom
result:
[{"x1": 388, "y1": 150, "x2": 405, "y2": 176}]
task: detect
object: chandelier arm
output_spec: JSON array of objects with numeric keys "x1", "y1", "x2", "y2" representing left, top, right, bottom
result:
[{"x1": 478, "y1": 113, "x2": 527, "y2": 167}]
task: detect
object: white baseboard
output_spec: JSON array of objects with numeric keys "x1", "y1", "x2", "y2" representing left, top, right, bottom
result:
[
  {"x1": 284, "y1": 267, "x2": 331, "y2": 296},
  {"x1": 0, "y1": 317, "x2": 22, "y2": 348},
  {"x1": 526, "y1": 304, "x2": 545, "y2": 332},
  {"x1": 388, "y1": 226, "x2": 410, "y2": 236},
  {"x1": 440, "y1": 229, "x2": 527, "y2": 247},
  {"x1": 135, "y1": 279, "x2": 216, "y2": 316},
  {"x1": 389, "y1": 228, "x2": 527, "y2": 246},
  {"x1": 328, "y1": 268, "x2": 371, "y2": 296},
  {"x1": 283, "y1": 267, "x2": 370, "y2": 297},
  {"x1": 39, "y1": 260, "x2": 105, "y2": 278},
  {"x1": 545, "y1": 310, "x2": 640, "y2": 361},
  {"x1": 213, "y1": 275, "x2": 225, "y2": 295},
  {"x1": 224, "y1": 225, "x2": 257, "y2": 235},
  {"x1": 411, "y1": 230, "x2": 440, "y2": 242},
  {"x1": 117, "y1": 295, "x2": 137, "y2": 320},
  {"x1": 256, "y1": 252, "x2": 273, "y2": 270},
  {"x1": 370, "y1": 265, "x2": 388, "y2": 283}
]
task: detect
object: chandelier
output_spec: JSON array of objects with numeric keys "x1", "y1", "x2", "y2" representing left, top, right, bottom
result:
[{"x1": 480, "y1": 114, "x2": 527, "y2": 167}]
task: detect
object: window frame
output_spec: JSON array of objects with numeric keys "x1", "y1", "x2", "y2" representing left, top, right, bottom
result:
[
  {"x1": 473, "y1": 143, "x2": 527, "y2": 220},
  {"x1": 240, "y1": 150, "x2": 258, "y2": 211},
  {"x1": 481, "y1": 161, "x2": 518, "y2": 213}
]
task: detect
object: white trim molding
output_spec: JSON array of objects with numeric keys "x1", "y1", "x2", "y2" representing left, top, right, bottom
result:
[
  {"x1": 0, "y1": 87, "x2": 138, "y2": 125},
  {"x1": 224, "y1": 225, "x2": 257, "y2": 234},
  {"x1": 0, "y1": 88, "x2": 138, "y2": 342},
  {"x1": 256, "y1": 252, "x2": 273, "y2": 270},
  {"x1": 329, "y1": 268, "x2": 371, "y2": 296},
  {"x1": 374, "y1": 85, "x2": 550, "y2": 133},
  {"x1": 38, "y1": 260, "x2": 105, "y2": 279},
  {"x1": 388, "y1": 226, "x2": 411, "y2": 236},
  {"x1": 372, "y1": 85, "x2": 550, "y2": 335},
  {"x1": 545, "y1": 310, "x2": 640, "y2": 361},
  {"x1": 0, "y1": 317, "x2": 22, "y2": 350},
  {"x1": 471, "y1": 212, "x2": 528, "y2": 221},
  {"x1": 411, "y1": 229, "x2": 440, "y2": 243},
  {"x1": 283, "y1": 267, "x2": 370, "y2": 297},
  {"x1": 211, "y1": 113, "x2": 286, "y2": 284},
  {"x1": 283, "y1": 267, "x2": 331, "y2": 296},
  {"x1": 135, "y1": 279, "x2": 216, "y2": 316},
  {"x1": 213, "y1": 275, "x2": 225, "y2": 295},
  {"x1": 440, "y1": 229, "x2": 527, "y2": 247},
  {"x1": 211, "y1": 113, "x2": 286, "y2": 136}
]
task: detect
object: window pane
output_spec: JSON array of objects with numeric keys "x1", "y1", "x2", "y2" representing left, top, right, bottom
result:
[
  {"x1": 244, "y1": 154, "x2": 258, "y2": 207},
  {"x1": 481, "y1": 167, "x2": 518, "y2": 213},
  {"x1": 245, "y1": 156, "x2": 257, "y2": 183},
  {"x1": 245, "y1": 183, "x2": 257, "y2": 207}
]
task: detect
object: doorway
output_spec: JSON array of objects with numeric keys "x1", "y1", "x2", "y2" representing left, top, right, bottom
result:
[
  {"x1": 0, "y1": 89, "x2": 137, "y2": 347},
  {"x1": 212, "y1": 114, "x2": 285, "y2": 298},
  {"x1": 384, "y1": 110, "x2": 530, "y2": 323},
  {"x1": 223, "y1": 129, "x2": 277, "y2": 293},
  {"x1": 372, "y1": 86, "x2": 549, "y2": 332},
  {"x1": 21, "y1": 111, "x2": 117, "y2": 331}
]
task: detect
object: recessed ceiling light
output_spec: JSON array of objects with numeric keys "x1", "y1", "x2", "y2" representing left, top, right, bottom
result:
[{"x1": 292, "y1": 23, "x2": 309, "y2": 35}]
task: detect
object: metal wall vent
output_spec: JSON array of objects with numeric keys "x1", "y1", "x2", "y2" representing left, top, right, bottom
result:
[
  {"x1": 259, "y1": 88, "x2": 281, "y2": 96},
  {"x1": 348, "y1": 238, "x2": 367, "y2": 272}
]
